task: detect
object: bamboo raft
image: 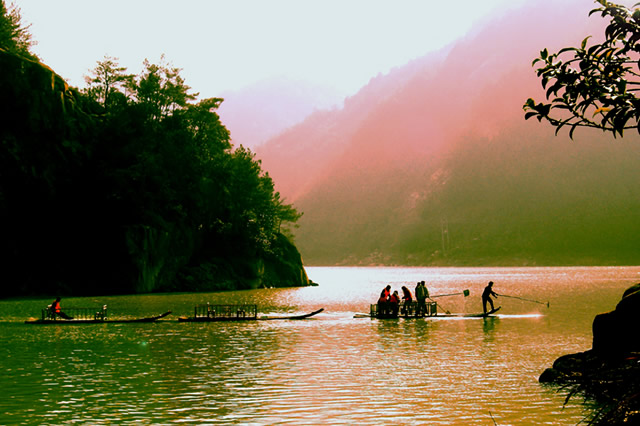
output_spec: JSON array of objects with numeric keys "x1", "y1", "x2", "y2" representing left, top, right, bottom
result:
[
  {"x1": 25, "y1": 305, "x2": 172, "y2": 324},
  {"x1": 362, "y1": 302, "x2": 500, "y2": 319},
  {"x1": 177, "y1": 304, "x2": 324, "y2": 322},
  {"x1": 370, "y1": 301, "x2": 444, "y2": 319},
  {"x1": 24, "y1": 303, "x2": 323, "y2": 324}
]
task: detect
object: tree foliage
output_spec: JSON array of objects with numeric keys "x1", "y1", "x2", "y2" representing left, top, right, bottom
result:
[
  {"x1": 0, "y1": 0, "x2": 36, "y2": 59},
  {"x1": 88, "y1": 55, "x2": 301, "y2": 259},
  {"x1": 524, "y1": 0, "x2": 640, "y2": 138},
  {"x1": 1, "y1": 49, "x2": 302, "y2": 295},
  {"x1": 130, "y1": 56, "x2": 197, "y2": 122},
  {"x1": 83, "y1": 56, "x2": 133, "y2": 110}
]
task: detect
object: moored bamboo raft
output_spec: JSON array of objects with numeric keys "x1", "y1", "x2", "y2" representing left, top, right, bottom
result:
[
  {"x1": 178, "y1": 304, "x2": 324, "y2": 322},
  {"x1": 179, "y1": 303, "x2": 259, "y2": 322}
]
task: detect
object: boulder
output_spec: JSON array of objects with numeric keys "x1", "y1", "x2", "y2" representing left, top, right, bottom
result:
[
  {"x1": 539, "y1": 350, "x2": 607, "y2": 383},
  {"x1": 592, "y1": 284, "x2": 640, "y2": 355},
  {"x1": 541, "y1": 284, "x2": 640, "y2": 425},
  {"x1": 622, "y1": 283, "x2": 640, "y2": 299}
]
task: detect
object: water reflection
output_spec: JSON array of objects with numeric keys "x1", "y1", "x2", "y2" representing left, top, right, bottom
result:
[
  {"x1": 2, "y1": 266, "x2": 638, "y2": 424},
  {"x1": 482, "y1": 317, "x2": 499, "y2": 341}
]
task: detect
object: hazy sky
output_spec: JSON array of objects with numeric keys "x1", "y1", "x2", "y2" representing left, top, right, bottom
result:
[{"x1": 18, "y1": 0, "x2": 528, "y2": 99}]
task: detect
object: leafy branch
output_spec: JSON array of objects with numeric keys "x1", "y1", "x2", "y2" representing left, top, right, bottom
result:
[{"x1": 524, "y1": 0, "x2": 640, "y2": 138}]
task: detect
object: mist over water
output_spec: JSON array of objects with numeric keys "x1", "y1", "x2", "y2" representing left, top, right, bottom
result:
[{"x1": 2, "y1": 266, "x2": 637, "y2": 424}]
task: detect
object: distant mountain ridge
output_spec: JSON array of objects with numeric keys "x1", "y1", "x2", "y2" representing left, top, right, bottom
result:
[
  {"x1": 217, "y1": 77, "x2": 344, "y2": 149},
  {"x1": 256, "y1": 0, "x2": 640, "y2": 266},
  {"x1": 255, "y1": 49, "x2": 451, "y2": 201}
]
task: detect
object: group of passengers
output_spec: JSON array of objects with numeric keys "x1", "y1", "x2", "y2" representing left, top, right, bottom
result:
[{"x1": 377, "y1": 281, "x2": 431, "y2": 317}]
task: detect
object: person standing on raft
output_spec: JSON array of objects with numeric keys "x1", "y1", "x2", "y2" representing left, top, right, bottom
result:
[
  {"x1": 482, "y1": 281, "x2": 498, "y2": 314},
  {"x1": 415, "y1": 281, "x2": 428, "y2": 317}
]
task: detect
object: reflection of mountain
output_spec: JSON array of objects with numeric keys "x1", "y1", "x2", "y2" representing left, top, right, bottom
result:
[
  {"x1": 257, "y1": 0, "x2": 640, "y2": 266},
  {"x1": 218, "y1": 77, "x2": 344, "y2": 149}
]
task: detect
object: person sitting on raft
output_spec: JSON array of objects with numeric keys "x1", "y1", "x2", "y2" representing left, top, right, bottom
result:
[
  {"x1": 389, "y1": 290, "x2": 401, "y2": 317},
  {"x1": 50, "y1": 297, "x2": 61, "y2": 317},
  {"x1": 49, "y1": 297, "x2": 73, "y2": 319},
  {"x1": 378, "y1": 285, "x2": 391, "y2": 315},
  {"x1": 401, "y1": 286, "x2": 413, "y2": 316}
]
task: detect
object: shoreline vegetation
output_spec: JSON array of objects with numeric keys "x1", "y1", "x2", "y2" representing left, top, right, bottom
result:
[
  {"x1": 0, "y1": 10, "x2": 309, "y2": 297},
  {"x1": 540, "y1": 283, "x2": 640, "y2": 425}
]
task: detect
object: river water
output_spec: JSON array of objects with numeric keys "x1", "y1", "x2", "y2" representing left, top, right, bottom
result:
[{"x1": 1, "y1": 266, "x2": 638, "y2": 425}]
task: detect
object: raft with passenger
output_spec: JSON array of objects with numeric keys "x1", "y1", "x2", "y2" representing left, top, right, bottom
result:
[
  {"x1": 177, "y1": 303, "x2": 324, "y2": 322},
  {"x1": 359, "y1": 302, "x2": 501, "y2": 319},
  {"x1": 25, "y1": 305, "x2": 172, "y2": 324}
]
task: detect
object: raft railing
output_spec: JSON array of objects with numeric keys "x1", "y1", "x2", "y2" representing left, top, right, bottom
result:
[
  {"x1": 43, "y1": 305, "x2": 108, "y2": 321},
  {"x1": 370, "y1": 301, "x2": 438, "y2": 318},
  {"x1": 193, "y1": 303, "x2": 258, "y2": 320}
]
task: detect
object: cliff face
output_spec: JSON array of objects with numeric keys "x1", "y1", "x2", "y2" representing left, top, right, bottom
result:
[
  {"x1": 0, "y1": 48, "x2": 103, "y2": 294},
  {"x1": 0, "y1": 49, "x2": 310, "y2": 296}
]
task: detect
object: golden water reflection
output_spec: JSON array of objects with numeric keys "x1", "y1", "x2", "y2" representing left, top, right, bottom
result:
[{"x1": 2, "y1": 266, "x2": 635, "y2": 424}]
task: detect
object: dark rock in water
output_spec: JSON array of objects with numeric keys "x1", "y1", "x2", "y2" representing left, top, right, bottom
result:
[
  {"x1": 593, "y1": 283, "x2": 640, "y2": 355},
  {"x1": 541, "y1": 284, "x2": 640, "y2": 424},
  {"x1": 539, "y1": 367, "x2": 563, "y2": 383},
  {"x1": 622, "y1": 283, "x2": 640, "y2": 298},
  {"x1": 539, "y1": 350, "x2": 607, "y2": 383},
  {"x1": 540, "y1": 350, "x2": 640, "y2": 424}
]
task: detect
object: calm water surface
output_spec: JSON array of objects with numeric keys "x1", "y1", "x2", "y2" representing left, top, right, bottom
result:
[{"x1": 1, "y1": 266, "x2": 639, "y2": 425}]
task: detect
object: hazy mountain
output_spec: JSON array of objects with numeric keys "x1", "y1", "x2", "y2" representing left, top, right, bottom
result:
[
  {"x1": 257, "y1": 0, "x2": 640, "y2": 266},
  {"x1": 255, "y1": 50, "x2": 452, "y2": 201},
  {"x1": 217, "y1": 77, "x2": 344, "y2": 149}
]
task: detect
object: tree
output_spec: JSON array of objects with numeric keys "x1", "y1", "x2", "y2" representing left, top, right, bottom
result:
[
  {"x1": 0, "y1": 0, "x2": 36, "y2": 59},
  {"x1": 130, "y1": 55, "x2": 197, "y2": 122},
  {"x1": 180, "y1": 97, "x2": 231, "y2": 159},
  {"x1": 524, "y1": 0, "x2": 640, "y2": 138},
  {"x1": 83, "y1": 55, "x2": 133, "y2": 110}
]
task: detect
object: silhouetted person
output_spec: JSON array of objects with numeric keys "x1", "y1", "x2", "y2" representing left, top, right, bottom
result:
[
  {"x1": 401, "y1": 286, "x2": 413, "y2": 316},
  {"x1": 415, "y1": 281, "x2": 428, "y2": 316},
  {"x1": 482, "y1": 281, "x2": 498, "y2": 314},
  {"x1": 389, "y1": 290, "x2": 400, "y2": 317},
  {"x1": 401, "y1": 286, "x2": 412, "y2": 303},
  {"x1": 380, "y1": 285, "x2": 391, "y2": 300},
  {"x1": 378, "y1": 285, "x2": 391, "y2": 316},
  {"x1": 50, "y1": 297, "x2": 61, "y2": 316},
  {"x1": 50, "y1": 297, "x2": 73, "y2": 319}
]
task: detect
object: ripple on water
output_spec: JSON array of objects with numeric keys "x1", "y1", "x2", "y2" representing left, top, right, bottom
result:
[{"x1": 2, "y1": 266, "x2": 634, "y2": 424}]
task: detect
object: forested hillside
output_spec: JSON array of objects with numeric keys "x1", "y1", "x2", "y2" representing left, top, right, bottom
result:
[
  {"x1": 0, "y1": 2, "x2": 309, "y2": 296},
  {"x1": 258, "y1": 0, "x2": 640, "y2": 266}
]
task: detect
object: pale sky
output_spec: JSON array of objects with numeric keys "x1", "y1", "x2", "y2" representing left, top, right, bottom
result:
[{"x1": 17, "y1": 0, "x2": 528, "y2": 99}]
